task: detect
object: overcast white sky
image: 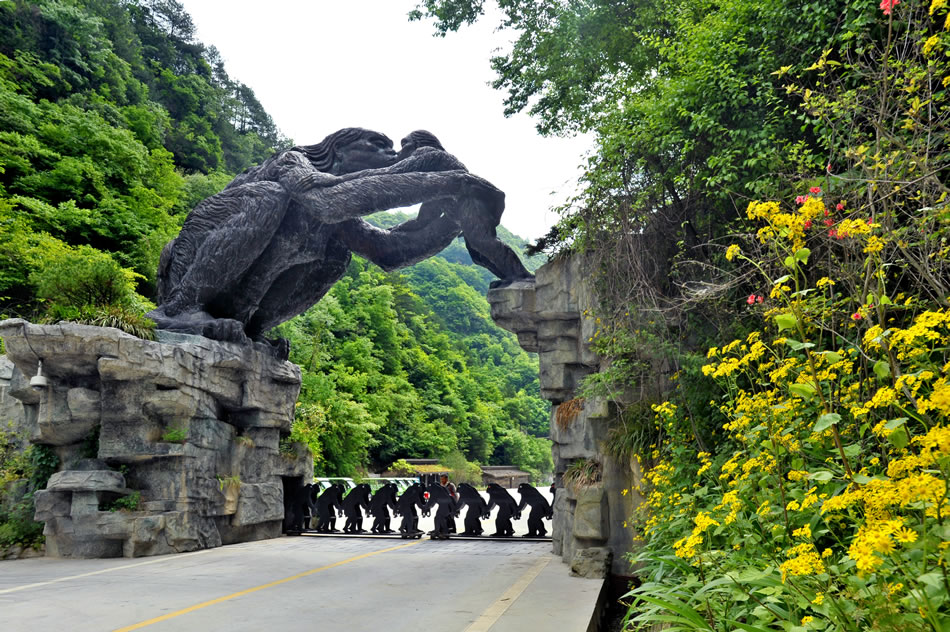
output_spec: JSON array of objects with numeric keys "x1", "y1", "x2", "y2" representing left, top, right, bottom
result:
[{"x1": 178, "y1": 0, "x2": 591, "y2": 241}]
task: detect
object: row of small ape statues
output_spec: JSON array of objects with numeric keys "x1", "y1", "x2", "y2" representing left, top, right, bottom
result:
[{"x1": 287, "y1": 482, "x2": 553, "y2": 539}]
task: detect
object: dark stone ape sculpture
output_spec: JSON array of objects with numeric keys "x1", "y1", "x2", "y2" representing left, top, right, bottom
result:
[
  {"x1": 368, "y1": 483, "x2": 398, "y2": 534},
  {"x1": 423, "y1": 483, "x2": 458, "y2": 540},
  {"x1": 393, "y1": 130, "x2": 532, "y2": 287},
  {"x1": 341, "y1": 483, "x2": 372, "y2": 533},
  {"x1": 148, "y1": 127, "x2": 532, "y2": 352},
  {"x1": 315, "y1": 484, "x2": 344, "y2": 533},
  {"x1": 485, "y1": 483, "x2": 520, "y2": 537},
  {"x1": 456, "y1": 483, "x2": 488, "y2": 536},
  {"x1": 516, "y1": 483, "x2": 553, "y2": 537},
  {"x1": 395, "y1": 483, "x2": 426, "y2": 537}
]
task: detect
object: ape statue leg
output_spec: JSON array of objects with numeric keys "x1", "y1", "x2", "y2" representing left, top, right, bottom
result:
[
  {"x1": 244, "y1": 242, "x2": 352, "y2": 338},
  {"x1": 151, "y1": 182, "x2": 289, "y2": 337},
  {"x1": 456, "y1": 197, "x2": 533, "y2": 282}
]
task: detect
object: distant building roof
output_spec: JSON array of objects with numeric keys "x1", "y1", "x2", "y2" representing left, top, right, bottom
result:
[
  {"x1": 404, "y1": 459, "x2": 439, "y2": 465},
  {"x1": 481, "y1": 466, "x2": 530, "y2": 478}
]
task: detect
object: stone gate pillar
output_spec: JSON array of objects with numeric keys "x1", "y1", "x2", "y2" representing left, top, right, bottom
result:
[{"x1": 488, "y1": 256, "x2": 643, "y2": 577}]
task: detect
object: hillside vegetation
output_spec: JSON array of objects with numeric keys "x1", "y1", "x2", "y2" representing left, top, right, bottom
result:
[{"x1": 0, "y1": 0, "x2": 551, "y2": 503}]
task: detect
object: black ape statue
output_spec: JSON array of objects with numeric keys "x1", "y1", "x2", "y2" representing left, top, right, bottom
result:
[
  {"x1": 315, "y1": 484, "x2": 344, "y2": 533},
  {"x1": 456, "y1": 483, "x2": 488, "y2": 536},
  {"x1": 485, "y1": 483, "x2": 520, "y2": 537},
  {"x1": 148, "y1": 127, "x2": 531, "y2": 353},
  {"x1": 341, "y1": 484, "x2": 372, "y2": 533},
  {"x1": 423, "y1": 483, "x2": 458, "y2": 540},
  {"x1": 516, "y1": 483, "x2": 553, "y2": 537},
  {"x1": 368, "y1": 483, "x2": 398, "y2": 534},
  {"x1": 285, "y1": 482, "x2": 317, "y2": 532},
  {"x1": 395, "y1": 483, "x2": 426, "y2": 537}
]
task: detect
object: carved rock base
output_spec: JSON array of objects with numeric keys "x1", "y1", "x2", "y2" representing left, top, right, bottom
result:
[{"x1": 0, "y1": 319, "x2": 311, "y2": 558}]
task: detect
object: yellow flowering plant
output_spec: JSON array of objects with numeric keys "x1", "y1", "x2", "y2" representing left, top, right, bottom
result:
[
  {"x1": 623, "y1": 2, "x2": 950, "y2": 629},
  {"x1": 629, "y1": 181, "x2": 950, "y2": 630}
]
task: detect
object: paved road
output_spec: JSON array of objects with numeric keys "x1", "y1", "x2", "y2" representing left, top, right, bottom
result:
[{"x1": 0, "y1": 535, "x2": 601, "y2": 632}]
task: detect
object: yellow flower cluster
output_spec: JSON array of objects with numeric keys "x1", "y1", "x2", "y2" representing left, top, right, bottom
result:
[
  {"x1": 746, "y1": 197, "x2": 825, "y2": 250},
  {"x1": 780, "y1": 543, "x2": 825, "y2": 582}
]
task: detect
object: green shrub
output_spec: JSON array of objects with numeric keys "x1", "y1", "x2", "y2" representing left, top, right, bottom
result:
[
  {"x1": 563, "y1": 458, "x2": 601, "y2": 489},
  {"x1": 104, "y1": 491, "x2": 140, "y2": 512},
  {"x1": 33, "y1": 245, "x2": 139, "y2": 310},
  {"x1": 160, "y1": 427, "x2": 186, "y2": 443},
  {"x1": 0, "y1": 439, "x2": 58, "y2": 550},
  {"x1": 389, "y1": 459, "x2": 417, "y2": 476}
]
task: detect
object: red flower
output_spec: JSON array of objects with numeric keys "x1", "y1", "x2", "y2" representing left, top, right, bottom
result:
[
  {"x1": 747, "y1": 294, "x2": 756, "y2": 305},
  {"x1": 823, "y1": 219, "x2": 834, "y2": 227},
  {"x1": 826, "y1": 163, "x2": 832, "y2": 173},
  {"x1": 756, "y1": 295, "x2": 764, "y2": 304},
  {"x1": 880, "y1": 0, "x2": 899, "y2": 15},
  {"x1": 810, "y1": 186, "x2": 822, "y2": 194},
  {"x1": 824, "y1": 209, "x2": 830, "y2": 217},
  {"x1": 866, "y1": 217, "x2": 873, "y2": 225},
  {"x1": 804, "y1": 220, "x2": 813, "y2": 229},
  {"x1": 828, "y1": 229, "x2": 838, "y2": 238},
  {"x1": 836, "y1": 202, "x2": 844, "y2": 211},
  {"x1": 851, "y1": 312, "x2": 863, "y2": 321}
]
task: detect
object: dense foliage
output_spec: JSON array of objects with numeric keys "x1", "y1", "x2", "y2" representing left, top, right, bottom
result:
[
  {"x1": 414, "y1": 0, "x2": 950, "y2": 628},
  {"x1": 0, "y1": 0, "x2": 282, "y2": 317},
  {"x1": 277, "y1": 251, "x2": 551, "y2": 479},
  {"x1": 0, "y1": 0, "x2": 551, "y2": 499}
]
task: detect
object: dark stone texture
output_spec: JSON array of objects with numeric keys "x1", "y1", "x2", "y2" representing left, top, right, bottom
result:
[{"x1": 149, "y1": 128, "x2": 532, "y2": 351}]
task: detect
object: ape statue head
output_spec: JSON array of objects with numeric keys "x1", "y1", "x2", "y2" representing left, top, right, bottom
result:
[
  {"x1": 293, "y1": 127, "x2": 398, "y2": 175},
  {"x1": 397, "y1": 129, "x2": 445, "y2": 160}
]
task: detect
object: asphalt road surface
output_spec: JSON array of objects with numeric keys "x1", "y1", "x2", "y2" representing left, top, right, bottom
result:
[{"x1": 0, "y1": 489, "x2": 603, "y2": 631}]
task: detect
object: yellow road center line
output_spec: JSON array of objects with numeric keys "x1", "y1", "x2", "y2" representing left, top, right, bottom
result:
[
  {"x1": 463, "y1": 556, "x2": 551, "y2": 632},
  {"x1": 112, "y1": 540, "x2": 422, "y2": 632},
  {"x1": 0, "y1": 548, "x2": 215, "y2": 595}
]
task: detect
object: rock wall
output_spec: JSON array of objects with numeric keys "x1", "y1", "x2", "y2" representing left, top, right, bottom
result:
[
  {"x1": 0, "y1": 319, "x2": 311, "y2": 558},
  {"x1": 489, "y1": 256, "x2": 649, "y2": 578}
]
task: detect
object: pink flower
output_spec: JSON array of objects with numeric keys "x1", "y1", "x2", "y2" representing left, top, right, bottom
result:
[
  {"x1": 880, "y1": 0, "x2": 899, "y2": 15},
  {"x1": 756, "y1": 295, "x2": 764, "y2": 304},
  {"x1": 835, "y1": 202, "x2": 844, "y2": 211},
  {"x1": 823, "y1": 219, "x2": 834, "y2": 227},
  {"x1": 795, "y1": 195, "x2": 807, "y2": 205},
  {"x1": 826, "y1": 163, "x2": 832, "y2": 173},
  {"x1": 810, "y1": 186, "x2": 822, "y2": 194},
  {"x1": 747, "y1": 294, "x2": 756, "y2": 305},
  {"x1": 851, "y1": 312, "x2": 863, "y2": 321}
]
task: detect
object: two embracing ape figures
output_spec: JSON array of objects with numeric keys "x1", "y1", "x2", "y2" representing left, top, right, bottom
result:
[{"x1": 148, "y1": 128, "x2": 533, "y2": 356}]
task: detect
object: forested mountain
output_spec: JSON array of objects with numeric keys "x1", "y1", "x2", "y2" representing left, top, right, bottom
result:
[{"x1": 0, "y1": 0, "x2": 551, "y2": 478}]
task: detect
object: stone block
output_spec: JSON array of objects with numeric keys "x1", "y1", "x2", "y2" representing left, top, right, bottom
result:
[
  {"x1": 245, "y1": 428, "x2": 279, "y2": 451},
  {"x1": 164, "y1": 513, "x2": 221, "y2": 552},
  {"x1": 46, "y1": 470, "x2": 126, "y2": 493},
  {"x1": 33, "y1": 490, "x2": 71, "y2": 520},
  {"x1": 573, "y1": 485, "x2": 607, "y2": 541},
  {"x1": 35, "y1": 388, "x2": 100, "y2": 446},
  {"x1": 232, "y1": 482, "x2": 284, "y2": 526},
  {"x1": 570, "y1": 547, "x2": 612, "y2": 579}
]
